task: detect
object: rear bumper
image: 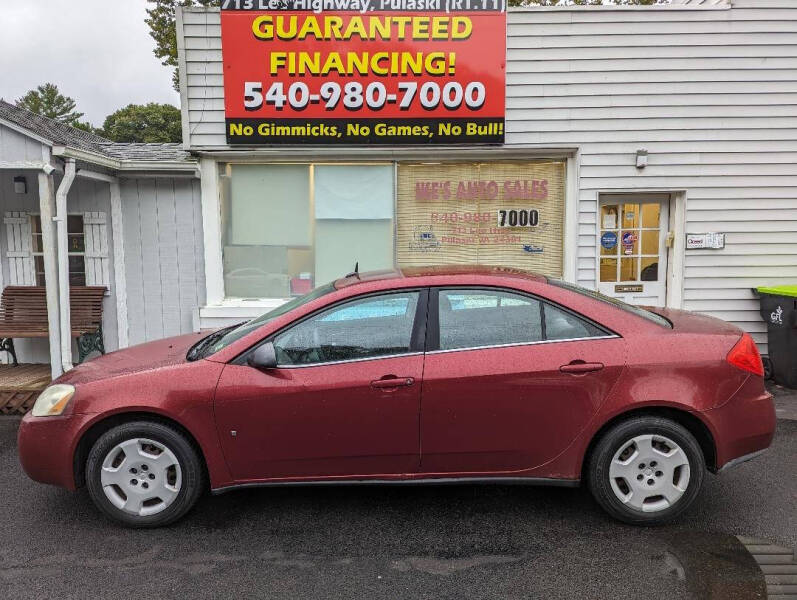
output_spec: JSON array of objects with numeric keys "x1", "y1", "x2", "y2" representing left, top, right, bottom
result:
[
  {"x1": 702, "y1": 383, "x2": 776, "y2": 471},
  {"x1": 717, "y1": 449, "x2": 768, "y2": 473},
  {"x1": 17, "y1": 412, "x2": 91, "y2": 491}
]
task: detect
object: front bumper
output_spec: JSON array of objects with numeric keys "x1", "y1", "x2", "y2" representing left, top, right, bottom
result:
[{"x1": 17, "y1": 411, "x2": 94, "y2": 491}]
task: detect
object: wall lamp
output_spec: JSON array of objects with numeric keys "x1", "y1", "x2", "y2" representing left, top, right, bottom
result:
[{"x1": 636, "y1": 149, "x2": 648, "y2": 169}]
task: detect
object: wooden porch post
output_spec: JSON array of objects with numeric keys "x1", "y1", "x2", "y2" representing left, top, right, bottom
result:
[{"x1": 37, "y1": 172, "x2": 62, "y2": 379}]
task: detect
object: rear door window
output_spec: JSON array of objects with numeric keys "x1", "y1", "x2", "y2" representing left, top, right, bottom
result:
[
  {"x1": 436, "y1": 288, "x2": 609, "y2": 351},
  {"x1": 544, "y1": 303, "x2": 607, "y2": 341},
  {"x1": 438, "y1": 289, "x2": 543, "y2": 351}
]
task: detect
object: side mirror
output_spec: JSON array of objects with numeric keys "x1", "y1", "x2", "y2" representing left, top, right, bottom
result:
[{"x1": 247, "y1": 342, "x2": 278, "y2": 371}]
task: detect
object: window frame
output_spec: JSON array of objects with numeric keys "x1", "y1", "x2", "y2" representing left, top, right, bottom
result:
[
  {"x1": 235, "y1": 288, "x2": 429, "y2": 369},
  {"x1": 30, "y1": 213, "x2": 87, "y2": 287},
  {"x1": 426, "y1": 286, "x2": 618, "y2": 354}
]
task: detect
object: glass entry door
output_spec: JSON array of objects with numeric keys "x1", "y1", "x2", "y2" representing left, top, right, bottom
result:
[{"x1": 597, "y1": 194, "x2": 670, "y2": 307}]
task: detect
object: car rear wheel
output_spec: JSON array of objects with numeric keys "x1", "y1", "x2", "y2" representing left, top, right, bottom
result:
[
  {"x1": 86, "y1": 421, "x2": 204, "y2": 527},
  {"x1": 587, "y1": 416, "x2": 705, "y2": 525}
]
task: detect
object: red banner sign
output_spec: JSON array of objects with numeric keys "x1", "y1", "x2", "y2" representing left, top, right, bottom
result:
[{"x1": 220, "y1": 1, "x2": 506, "y2": 145}]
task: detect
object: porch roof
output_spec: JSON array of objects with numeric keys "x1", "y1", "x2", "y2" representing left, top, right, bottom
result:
[{"x1": 0, "y1": 100, "x2": 195, "y2": 168}]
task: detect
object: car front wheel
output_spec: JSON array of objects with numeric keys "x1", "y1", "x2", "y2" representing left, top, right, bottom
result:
[
  {"x1": 587, "y1": 416, "x2": 705, "y2": 525},
  {"x1": 85, "y1": 421, "x2": 205, "y2": 527}
]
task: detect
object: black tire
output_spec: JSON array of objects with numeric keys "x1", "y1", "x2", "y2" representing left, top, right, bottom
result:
[
  {"x1": 762, "y1": 356, "x2": 773, "y2": 381},
  {"x1": 86, "y1": 421, "x2": 205, "y2": 528},
  {"x1": 587, "y1": 416, "x2": 705, "y2": 526}
]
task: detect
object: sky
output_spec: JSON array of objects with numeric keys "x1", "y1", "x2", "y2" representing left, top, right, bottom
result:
[{"x1": 0, "y1": 0, "x2": 180, "y2": 127}]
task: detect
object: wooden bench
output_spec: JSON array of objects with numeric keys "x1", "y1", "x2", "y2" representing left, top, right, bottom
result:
[{"x1": 0, "y1": 286, "x2": 107, "y2": 365}]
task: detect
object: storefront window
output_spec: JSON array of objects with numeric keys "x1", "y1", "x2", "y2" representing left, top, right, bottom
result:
[
  {"x1": 396, "y1": 161, "x2": 566, "y2": 277},
  {"x1": 221, "y1": 163, "x2": 394, "y2": 299}
]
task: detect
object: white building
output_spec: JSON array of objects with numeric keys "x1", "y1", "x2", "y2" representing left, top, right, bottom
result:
[
  {"x1": 1, "y1": 0, "x2": 795, "y2": 379},
  {"x1": 0, "y1": 101, "x2": 202, "y2": 377}
]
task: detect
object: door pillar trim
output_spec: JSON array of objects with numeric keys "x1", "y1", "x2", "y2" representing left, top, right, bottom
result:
[{"x1": 665, "y1": 190, "x2": 687, "y2": 310}]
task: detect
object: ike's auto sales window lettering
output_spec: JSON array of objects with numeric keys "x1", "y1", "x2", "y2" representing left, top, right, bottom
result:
[
  {"x1": 396, "y1": 162, "x2": 566, "y2": 277},
  {"x1": 220, "y1": 0, "x2": 506, "y2": 144}
]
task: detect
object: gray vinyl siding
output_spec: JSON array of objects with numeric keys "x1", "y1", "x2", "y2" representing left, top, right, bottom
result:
[
  {"x1": 120, "y1": 177, "x2": 205, "y2": 347},
  {"x1": 0, "y1": 124, "x2": 46, "y2": 163},
  {"x1": 180, "y1": 8, "x2": 225, "y2": 149},
  {"x1": 179, "y1": 1, "x2": 797, "y2": 352},
  {"x1": 507, "y1": 0, "x2": 797, "y2": 352}
]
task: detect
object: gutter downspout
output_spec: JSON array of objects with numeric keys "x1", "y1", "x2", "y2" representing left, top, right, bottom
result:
[{"x1": 55, "y1": 159, "x2": 76, "y2": 372}]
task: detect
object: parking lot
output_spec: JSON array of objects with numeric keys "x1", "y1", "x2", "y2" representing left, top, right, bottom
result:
[{"x1": 0, "y1": 415, "x2": 794, "y2": 600}]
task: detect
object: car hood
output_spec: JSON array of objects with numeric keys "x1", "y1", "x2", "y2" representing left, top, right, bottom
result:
[{"x1": 56, "y1": 332, "x2": 206, "y2": 386}]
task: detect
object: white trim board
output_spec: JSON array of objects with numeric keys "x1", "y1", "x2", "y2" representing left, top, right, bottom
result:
[
  {"x1": 110, "y1": 180, "x2": 129, "y2": 348},
  {"x1": 200, "y1": 157, "x2": 225, "y2": 305}
]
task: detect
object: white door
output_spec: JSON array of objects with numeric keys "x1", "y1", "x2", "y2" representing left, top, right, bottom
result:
[{"x1": 597, "y1": 195, "x2": 670, "y2": 307}]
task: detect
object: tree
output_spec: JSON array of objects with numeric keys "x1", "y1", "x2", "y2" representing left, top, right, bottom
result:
[
  {"x1": 146, "y1": 0, "x2": 220, "y2": 91},
  {"x1": 16, "y1": 83, "x2": 85, "y2": 125},
  {"x1": 100, "y1": 103, "x2": 182, "y2": 143},
  {"x1": 71, "y1": 121, "x2": 102, "y2": 135}
]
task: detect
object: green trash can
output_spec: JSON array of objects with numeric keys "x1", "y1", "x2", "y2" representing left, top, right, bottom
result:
[{"x1": 755, "y1": 285, "x2": 797, "y2": 388}]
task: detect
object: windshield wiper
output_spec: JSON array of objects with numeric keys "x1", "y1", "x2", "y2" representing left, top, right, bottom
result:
[{"x1": 186, "y1": 323, "x2": 241, "y2": 361}]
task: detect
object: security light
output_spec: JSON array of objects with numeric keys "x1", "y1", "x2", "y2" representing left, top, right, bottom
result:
[{"x1": 636, "y1": 150, "x2": 648, "y2": 169}]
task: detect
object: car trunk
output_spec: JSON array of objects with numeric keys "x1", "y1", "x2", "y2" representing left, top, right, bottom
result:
[{"x1": 644, "y1": 307, "x2": 744, "y2": 339}]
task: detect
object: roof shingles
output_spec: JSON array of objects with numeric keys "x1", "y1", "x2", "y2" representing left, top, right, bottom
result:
[{"x1": 0, "y1": 99, "x2": 192, "y2": 164}]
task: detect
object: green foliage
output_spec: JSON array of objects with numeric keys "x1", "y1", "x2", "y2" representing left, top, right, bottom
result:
[
  {"x1": 146, "y1": 0, "x2": 220, "y2": 91},
  {"x1": 16, "y1": 83, "x2": 85, "y2": 125},
  {"x1": 100, "y1": 103, "x2": 182, "y2": 143},
  {"x1": 71, "y1": 121, "x2": 101, "y2": 135}
]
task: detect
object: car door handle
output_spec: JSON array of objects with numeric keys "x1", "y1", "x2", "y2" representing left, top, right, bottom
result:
[
  {"x1": 560, "y1": 362, "x2": 604, "y2": 374},
  {"x1": 371, "y1": 376, "x2": 415, "y2": 389}
]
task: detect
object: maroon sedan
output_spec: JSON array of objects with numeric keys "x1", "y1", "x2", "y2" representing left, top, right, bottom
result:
[{"x1": 18, "y1": 267, "x2": 775, "y2": 527}]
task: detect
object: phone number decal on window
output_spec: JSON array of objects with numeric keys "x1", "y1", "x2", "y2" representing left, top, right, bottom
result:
[
  {"x1": 432, "y1": 212, "x2": 492, "y2": 223},
  {"x1": 497, "y1": 209, "x2": 539, "y2": 228}
]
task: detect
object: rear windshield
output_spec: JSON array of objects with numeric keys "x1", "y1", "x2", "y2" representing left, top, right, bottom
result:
[{"x1": 547, "y1": 279, "x2": 672, "y2": 328}]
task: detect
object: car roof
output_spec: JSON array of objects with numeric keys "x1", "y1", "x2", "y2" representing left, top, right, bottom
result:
[{"x1": 334, "y1": 265, "x2": 547, "y2": 289}]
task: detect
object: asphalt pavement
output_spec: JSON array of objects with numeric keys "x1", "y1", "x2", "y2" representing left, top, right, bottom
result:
[{"x1": 0, "y1": 413, "x2": 794, "y2": 600}]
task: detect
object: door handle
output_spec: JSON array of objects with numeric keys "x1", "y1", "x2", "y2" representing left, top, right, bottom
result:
[
  {"x1": 371, "y1": 376, "x2": 415, "y2": 389},
  {"x1": 560, "y1": 361, "x2": 604, "y2": 374}
]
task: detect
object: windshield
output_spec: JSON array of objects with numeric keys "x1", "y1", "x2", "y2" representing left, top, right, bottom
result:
[
  {"x1": 187, "y1": 283, "x2": 337, "y2": 360},
  {"x1": 547, "y1": 279, "x2": 672, "y2": 328}
]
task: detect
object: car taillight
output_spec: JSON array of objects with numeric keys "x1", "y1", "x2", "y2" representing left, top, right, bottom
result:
[{"x1": 726, "y1": 333, "x2": 764, "y2": 377}]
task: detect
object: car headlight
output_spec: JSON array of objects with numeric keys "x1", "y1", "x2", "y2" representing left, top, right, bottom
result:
[{"x1": 31, "y1": 384, "x2": 75, "y2": 417}]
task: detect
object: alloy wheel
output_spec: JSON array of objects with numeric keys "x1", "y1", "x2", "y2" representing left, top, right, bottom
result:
[{"x1": 608, "y1": 434, "x2": 691, "y2": 513}]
